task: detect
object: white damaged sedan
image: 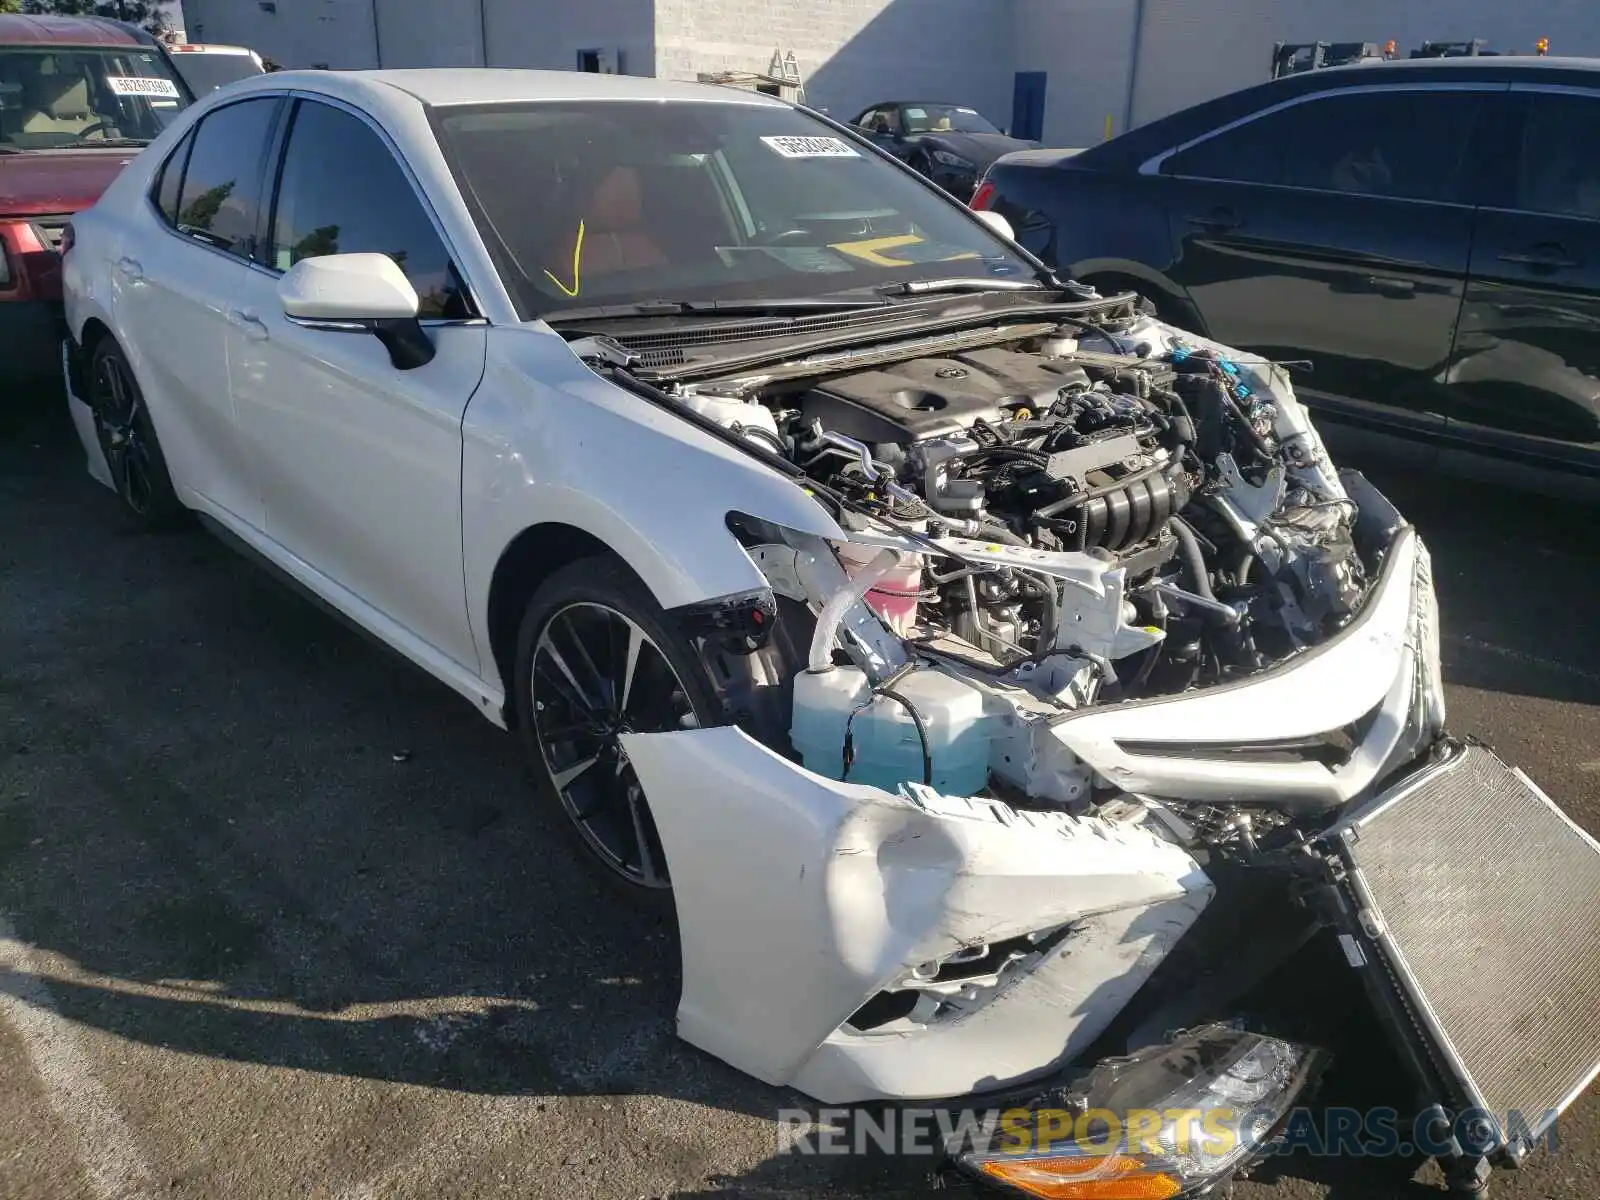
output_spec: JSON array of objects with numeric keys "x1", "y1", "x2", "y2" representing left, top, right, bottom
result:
[{"x1": 61, "y1": 68, "x2": 1600, "y2": 1198}]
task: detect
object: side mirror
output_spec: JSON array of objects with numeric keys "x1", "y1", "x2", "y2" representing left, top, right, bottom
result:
[
  {"x1": 973, "y1": 209, "x2": 1016, "y2": 242},
  {"x1": 277, "y1": 252, "x2": 436, "y2": 370}
]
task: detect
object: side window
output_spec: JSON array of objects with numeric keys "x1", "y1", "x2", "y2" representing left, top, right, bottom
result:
[
  {"x1": 1162, "y1": 108, "x2": 1292, "y2": 185},
  {"x1": 174, "y1": 98, "x2": 279, "y2": 256},
  {"x1": 1513, "y1": 92, "x2": 1600, "y2": 220},
  {"x1": 269, "y1": 99, "x2": 470, "y2": 320},
  {"x1": 1280, "y1": 90, "x2": 1481, "y2": 203},
  {"x1": 152, "y1": 131, "x2": 193, "y2": 227}
]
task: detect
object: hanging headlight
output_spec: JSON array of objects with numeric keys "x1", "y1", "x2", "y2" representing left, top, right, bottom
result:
[{"x1": 951, "y1": 1025, "x2": 1325, "y2": 1199}]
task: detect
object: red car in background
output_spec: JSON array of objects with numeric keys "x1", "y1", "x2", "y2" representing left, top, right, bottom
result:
[{"x1": 1, "y1": 13, "x2": 194, "y2": 387}]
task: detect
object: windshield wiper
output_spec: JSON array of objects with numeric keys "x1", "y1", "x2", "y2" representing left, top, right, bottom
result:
[
  {"x1": 877, "y1": 277, "x2": 1049, "y2": 297},
  {"x1": 80, "y1": 138, "x2": 152, "y2": 149},
  {"x1": 543, "y1": 296, "x2": 892, "y2": 323}
]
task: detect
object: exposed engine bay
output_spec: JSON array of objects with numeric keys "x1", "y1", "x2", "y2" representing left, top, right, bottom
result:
[
  {"x1": 673, "y1": 310, "x2": 1373, "y2": 707},
  {"x1": 565, "y1": 305, "x2": 1600, "y2": 1194}
]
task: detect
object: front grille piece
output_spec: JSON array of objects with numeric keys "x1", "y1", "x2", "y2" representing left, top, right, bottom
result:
[{"x1": 1333, "y1": 744, "x2": 1600, "y2": 1149}]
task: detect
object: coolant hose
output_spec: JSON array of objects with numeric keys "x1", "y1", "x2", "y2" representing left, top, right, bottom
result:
[
  {"x1": 1171, "y1": 517, "x2": 1217, "y2": 602},
  {"x1": 808, "y1": 548, "x2": 900, "y2": 673}
]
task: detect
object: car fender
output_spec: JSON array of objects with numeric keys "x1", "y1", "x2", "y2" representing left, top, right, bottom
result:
[{"x1": 461, "y1": 326, "x2": 847, "y2": 655}]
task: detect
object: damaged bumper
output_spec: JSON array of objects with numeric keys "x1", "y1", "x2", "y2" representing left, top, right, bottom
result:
[
  {"x1": 621, "y1": 724, "x2": 1214, "y2": 1104},
  {"x1": 618, "y1": 520, "x2": 1446, "y2": 1106},
  {"x1": 1047, "y1": 523, "x2": 1446, "y2": 812}
]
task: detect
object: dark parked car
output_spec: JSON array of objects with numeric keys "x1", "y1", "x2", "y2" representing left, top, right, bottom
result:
[
  {"x1": 847, "y1": 100, "x2": 1037, "y2": 200},
  {"x1": 972, "y1": 56, "x2": 1600, "y2": 499}
]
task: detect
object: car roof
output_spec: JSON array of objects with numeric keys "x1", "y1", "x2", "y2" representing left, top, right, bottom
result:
[
  {"x1": 1319, "y1": 53, "x2": 1600, "y2": 75},
  {"x1": 0, "y1": 12, "x2": 144, "y2": 46},
  {"x1": 167, "y1": 43, "x2": 259, "y2": 56},
  {"x1": 266, "y1": 67, "x2": 792, "y2": 109},
  {"x1": 1070, "y1": 52, "x2": 1600, "y2": 173}
]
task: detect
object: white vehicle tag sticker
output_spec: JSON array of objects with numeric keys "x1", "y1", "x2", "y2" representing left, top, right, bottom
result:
[
  {"x1": 105, "y1": 75, "x2": 181, "y2": 99},
  {"x1": 761, "y1": 135, "x2": 860, "y2": 160}
]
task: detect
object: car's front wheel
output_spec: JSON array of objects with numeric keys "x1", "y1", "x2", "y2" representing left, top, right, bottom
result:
[
  {"x1": 88, "y1": 337, "x2": 186, "y2": 530},
  {"x1": 514, "y1": 556, "x2": 773, "y2": 912}
]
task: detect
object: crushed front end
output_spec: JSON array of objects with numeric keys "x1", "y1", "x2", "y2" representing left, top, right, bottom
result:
[{"x1": 602, "y1": 294, "x2": 1600, "y2": 1192}]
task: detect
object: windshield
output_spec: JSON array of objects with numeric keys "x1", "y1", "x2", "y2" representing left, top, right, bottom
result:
[
  {"x1": 168, "y1": 51, "x2": 263, "y2": 97},
  {"x1": 434, "y1": 100, "x2": 1036, "y2": 319},
  {"x1": 901, "y1": 103, "x2": 1001, "y2": 135},
  {"x1": 0, "y1": 45, "x2": 188, "y2": 150}
]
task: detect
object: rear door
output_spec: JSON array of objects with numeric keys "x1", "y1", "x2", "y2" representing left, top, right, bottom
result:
[
  {"x1": 1447, "y1": 85, "x2": 1600, "y2": 492},
  {"x1": 114, "y1": 94, "x2": 282, "y2": 527},
  {"x1": 1157, "y1": 84, "x2": 1496, "y2": 462}
]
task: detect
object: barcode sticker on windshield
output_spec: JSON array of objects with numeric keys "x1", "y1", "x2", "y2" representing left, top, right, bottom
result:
[
  {"x1": 761, "y1": 135, "x2": 860, "y2": 159},
  {"x1": 106, "y1": 75, "x2": 181, "y2": 99}
]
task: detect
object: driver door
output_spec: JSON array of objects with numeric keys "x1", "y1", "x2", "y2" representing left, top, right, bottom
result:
[
  {"x1": 227, "y1": 96, "x2": 488, "y2": 674},
  {"x1": 855, "y1": 106, "x2": 906, "y2": 158}
]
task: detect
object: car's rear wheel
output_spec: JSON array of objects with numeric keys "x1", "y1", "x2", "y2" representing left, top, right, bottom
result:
[
  {"x1": 513, "y1": 555, "x2": 803, "y2": 913},
  {"x1": 88, "y1": 338, "x2": 186, "y2": 530}
]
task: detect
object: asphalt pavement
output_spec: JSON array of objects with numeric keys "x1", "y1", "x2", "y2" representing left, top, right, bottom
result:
[{"x1": 2, "y1": 393, "x2": 1597, "y2": 1200}]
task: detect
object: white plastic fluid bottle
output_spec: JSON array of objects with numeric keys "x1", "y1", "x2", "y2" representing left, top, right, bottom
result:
[{"x1": 789, "y1": 665, "x2": 992, "y2": 796}]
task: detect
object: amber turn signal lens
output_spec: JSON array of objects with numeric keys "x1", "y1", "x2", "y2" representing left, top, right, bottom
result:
[{"x1": 978, "y1": 1154, "x2": 1184, "y2": 1199}]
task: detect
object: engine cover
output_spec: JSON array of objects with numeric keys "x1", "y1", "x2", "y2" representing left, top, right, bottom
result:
[{"x1": 799, "y1": 347, "x2": 1094, "y2": 444}]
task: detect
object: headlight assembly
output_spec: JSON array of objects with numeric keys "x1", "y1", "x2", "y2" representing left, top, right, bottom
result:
[
  {"x1": 953, "y1": 1025, "x2": 1325, "y2": 1198},
  {"x1": 932, "y1": 149, "x2": 975, "y2": 170}
]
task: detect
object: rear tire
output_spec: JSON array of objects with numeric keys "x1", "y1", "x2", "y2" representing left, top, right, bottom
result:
[
  {"x1": 512, "y1": 555, "x2": 805, "y2": 913},
  {"x1": 88, "y1": 338, "x2": 187, "y2": 531}
]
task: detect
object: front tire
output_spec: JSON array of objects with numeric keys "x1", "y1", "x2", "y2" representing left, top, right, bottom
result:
[
  {"x1": 513, "y1": 557, "x2": 734, "y2": 912},
  {"x1": 88, "y1": 338, "x2": 186, "y2": 531}
]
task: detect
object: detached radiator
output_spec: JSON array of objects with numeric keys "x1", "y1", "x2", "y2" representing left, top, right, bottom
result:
[{"x1": 1329, "y1": 743, "x2": 1600, "y2": 1152}]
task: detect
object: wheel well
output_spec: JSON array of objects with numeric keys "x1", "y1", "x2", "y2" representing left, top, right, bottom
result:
[
  {"x1": 486, "y1": 523, "x2": 612, "y2": 721},
  {"x1": 80, "y1": 317, "x2": 114, "y2": 355}
]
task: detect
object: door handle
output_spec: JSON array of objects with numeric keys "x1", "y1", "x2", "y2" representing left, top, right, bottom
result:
[
  {"x1": 1187, "y1": 208, "x2": 1241, "y2": 232},
  {"x1": 1363, "y1": 276, "x2": 1416, "y2": 296},
  {"x1": 115, "y1": 256, "x2": 144, "y2": 282},
  {"x1": 1498, "y1": 247, "x2": 1580, "y2": 270},
  {"x1": 227, "y1": 308, "x2": 269, "y2": 340}
]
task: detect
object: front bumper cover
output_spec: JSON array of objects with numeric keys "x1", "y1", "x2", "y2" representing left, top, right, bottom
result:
[{"x1": 618, "y1": 524, "x2": 1446, "y2": 1105}]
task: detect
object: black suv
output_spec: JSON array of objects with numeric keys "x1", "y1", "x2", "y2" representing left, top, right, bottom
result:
[{"x1": 973, "y1": 56, "x2": 1600, "y2": 499}]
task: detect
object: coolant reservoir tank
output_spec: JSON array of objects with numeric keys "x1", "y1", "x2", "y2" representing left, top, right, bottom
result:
[
  {"x1": 790, "y1": 666, "x2": 993, "y2": 796},
  {"x1": 835, "y1": 541, "x2": 922, "y2": 635}
]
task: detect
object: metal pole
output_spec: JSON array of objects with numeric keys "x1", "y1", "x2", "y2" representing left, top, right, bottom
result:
[
  {"x1": 1121, "y1": 0, "x2": 1148, "y2": 136},
  {"x1": 369, "y1": 0, "x2": 384, "y2": 68}
]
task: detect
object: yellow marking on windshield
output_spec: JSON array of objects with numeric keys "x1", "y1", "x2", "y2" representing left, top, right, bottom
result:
[
  {"x1": 827, "y1": 234, "x2": 925, "y2": 266},
  {"x1": 828, "y1": 235, "x2": 983, "y2": 268},
  {"x1": 543, "y1": 219, "x2": 585, "y2": 297}
]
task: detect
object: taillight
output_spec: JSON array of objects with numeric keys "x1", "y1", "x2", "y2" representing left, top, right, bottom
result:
[{"x1": 969, "y1": 179, "x2": 997, "y2": 211}]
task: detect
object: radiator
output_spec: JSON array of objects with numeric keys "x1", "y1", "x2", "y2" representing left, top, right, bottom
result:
[{"x1": 1330, "y1": 743, "x2": 1600, "y2": 1153}]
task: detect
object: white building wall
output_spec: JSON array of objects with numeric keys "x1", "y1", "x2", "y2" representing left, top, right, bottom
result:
[
  {"x1": 376, "y1": 0, "x2": 485, "y2": 68},
  {"x1": 652, "y1": 0, "x2": 1011, "y2": 126},
  {"x1": 482, "y1": 0, "x2": 655, "y2": 74},
  {"x1": 182, "y1": 0, "x2": 655, "y2": 73},
  {"x1": 183, "y1": 0, "x2": 381, "y2": 68},
  {"x1": 1012, "y1": 0, "x2": 1138, "y2": 148}
]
